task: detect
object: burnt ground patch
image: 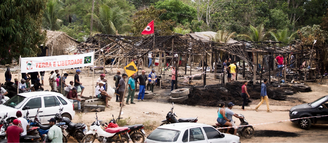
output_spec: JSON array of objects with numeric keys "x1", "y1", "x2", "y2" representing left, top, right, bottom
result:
[{"x1": 254, "y1": 130, "x2": 299, "y2": 137}]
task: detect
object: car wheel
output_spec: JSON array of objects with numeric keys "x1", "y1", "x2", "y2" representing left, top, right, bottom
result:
[
  {"x1": 130, "y1": 132, "x2": 145, "y2": 143},
  {"x1": 62, "y1": 113, "x2": 72, "y2": 120},
  {"x1": 298, "y1": 118, "x2": 311, "y2": 129},
  {"x1": 242, "y1": 127, "x2": 254, "y2": 139}
]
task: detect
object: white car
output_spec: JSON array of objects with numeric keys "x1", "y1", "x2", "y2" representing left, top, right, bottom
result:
[
  {"x1": 0, "y1": 91, "x2": 75, "y2": 124},
  {"x1": 145, "y1": 123, "x2": 240, "y2": 143}
]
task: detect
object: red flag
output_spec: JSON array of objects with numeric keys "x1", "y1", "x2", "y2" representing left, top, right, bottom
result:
[{"x1": 141, "y1": 20, "x2": 154, "y2": 35}]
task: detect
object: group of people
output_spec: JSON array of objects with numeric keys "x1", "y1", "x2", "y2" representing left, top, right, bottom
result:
[
  {"x1": 6, "y1": 111, "x2": 62, "y2": 143},
  {"x1": 223, "y1": 58, "x2": 237, "y2": 82}
]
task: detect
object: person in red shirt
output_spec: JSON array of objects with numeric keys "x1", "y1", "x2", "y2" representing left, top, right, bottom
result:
[
  {"x1": 275, "y1": 54, "x2": 284, "y2": 77},
  {"x1": 6, "y1": 119, "x2": 23, "y2": 143},
  {"x1": 67, "y1": 87, "x2": 81, "y2": 110}
]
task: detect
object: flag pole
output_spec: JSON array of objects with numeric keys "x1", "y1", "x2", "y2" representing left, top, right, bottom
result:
[
  {"x1": 17, "y1": 56, "x2": 21, "y2": 94},
  {"x1": 152, "y1": 33, "x2": 155, "y2": 69}
]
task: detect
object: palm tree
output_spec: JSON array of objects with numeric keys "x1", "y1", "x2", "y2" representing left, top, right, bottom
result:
[
  {"x1": 238, "y1": 24, "x2": 270, "y2": 42},
  {"x1": 212, "y1": 30, "x2": 236, "y2": 44},
  {"x1": 269, "y1": 28, "x2": 297, "y2": 46},
  {"x1": 43, "y1": 0, "x2": 63, "y2": 30},
  {"x1": 86, "y1": 4, "x2": 131, "y2": 35}
]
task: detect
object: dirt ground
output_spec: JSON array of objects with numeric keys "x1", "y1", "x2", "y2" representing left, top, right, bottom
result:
[{"x1": 1, "y1": 67, "x2": 328, "y2": 142}]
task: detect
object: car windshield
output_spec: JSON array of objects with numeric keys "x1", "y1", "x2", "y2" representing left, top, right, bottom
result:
[
  {"x1": 4, "y1": 95, "x2": 26, "y2": 108},
  {"x1": 147, "y1": 128, "x2": 180, "y2": 142},
  {"x1": 310, "y1": 96, "x2": 327, "y2": 107}
]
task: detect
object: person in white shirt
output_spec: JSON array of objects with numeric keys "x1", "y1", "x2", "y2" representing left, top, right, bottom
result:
[
  {"x1": 96, "y1": 74, "x2": 107, "y2": 90},
  {"x1": 95, "y1": 82, "x2": 111, "y2": 107},
  {"x1": 19, "y1": 79, "x2": 28, "y2": 92},
  {"x1": 148, "y1": 52, "x2": 152, "y2": 68},
  {"x1": 0, "y1": 84, "x2": 8, "y2": 103},
  {"x1": 50, "y1": 70, "x2": 58, "y2": 91},
  {"x1": 64, "y1": 81, "x2": 73, "y2": 97},
  {"x1": 16, "y1": 111, "x2": 29, "y2": 142}
]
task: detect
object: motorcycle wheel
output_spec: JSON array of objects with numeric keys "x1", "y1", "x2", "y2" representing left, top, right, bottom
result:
[
  {"x1": 242, "y1": 127, "x2": 254, "y2": 139},
  {"x1": 110, "y1": 134, "x2": 129, "y2": 143},
  {"x1": 63, "y1": 135, "x2": 68, "y2": 143},
  {"x1": 75, "y1": 131, "x2": 85, "y2": 143},
  {"x1": 130, "y1": 132, "x2": 145, "y2": 143},
  {"x1": 81, "y1": 134, "x2": 95, "y2": 143}
]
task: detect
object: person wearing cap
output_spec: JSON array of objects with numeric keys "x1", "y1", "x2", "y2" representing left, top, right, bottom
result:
[
  {"x1": 113, "y1": 71, "x2": 121, "y2": 102},
  {"x1": 229, "y1": 61, "x2": 237, "y2": 81},
  {"x1": 59, "y1": 73, "x2": 69, "y2": 95},
  {"x1": 74, "y1": 69, "x2": 85, "y2": 96},
  {"x1": 117, "y1": 74, "x2": 127, "y2": 106},
  {"x1": 136, "y1": 70, "x2": 147, "y2": 101},
  {"x1": 96, "y1": 81, "x2": 111, "y2": 108},
  {"x1": 68, "y1": 87, "x2": 81, "y2": 110},
  {"x1": 225, "y1": 102, "x2": 244, "y2": 135},
  {"x1": 16, "y1": 111, "x2": 29, "y2": 141},
  {"x1": 6, "y1": 119, "x2": 23, "y2": 143},
  {"x1": 126, "y1": 74, "x2": 136, "y2": 105},
  {"x1": 148, "y1": 69, "x2": 157, "y2": 92},
  {"x1": 47, "y1": 118, "x2": 62, "y2": 143},
  {"x1": 97, "y1": 74, "x2": 107, "y2": 90},
  {"x1": 19, "y1": 79, "x2": 28, "y2": 92}
]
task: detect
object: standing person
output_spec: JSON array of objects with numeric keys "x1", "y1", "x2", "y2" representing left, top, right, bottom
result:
[
  {"x1": 6, "y1": 119, "x2": 23, "y2": 143},
  {"x1": 113, "y1": 71, "x2": 121, "y2": 102},
  {"x1": 0, "y1": 84, "x2": 8, "y2": 104},
  {"x1": 290, "y1": 53, "x2": 295, "y2": 68},
  {"x1": 74, "y1": 69, "x2": 85, "y2": 96},
  {"x1": 5, "y1": 67, "x2": 12, "y2": 83},
  {"x1": 47, "y1": 118, "x2": 62, "y2": 143},
  {"x1": 21, "y1": 73, "x2": 27, "y2": 80},
  {"x1": 59, "y1": 73, "x2": 68, "y2": 95},
  {"x1": 227, "y1": 58, "x2": 231, "y2": 82},
  {"x1": 241, "y1": 81, "x2": 250, "y2": 110},
  {"x1": 40, "y1": 71, "x2": 45, "y2": 85},
  {"x1": 148, "y1": 52, "x2": 153, "y2": 68},
  {"x1": 16, "y1": 111, "x2": 29, "y2": 142},
  {"x1": 229, "y1": 62, "x2": 237, "y2": 81},
  {"x1": 222, "y1": 59, "x2": 227, "y2": 72},
  {"x1": 29, "y1": 72, "x2": 39, "y2": 86},
  {"x1": 136, "y1": 70, "x2": 147, "y2": 101},
  {"x1": 67, "y1": 87, "x2": 81, "y2": 110},
  {"x1": 95, "y1": 82, "x2": 111, "y2": 108},
  {"x1": 49, "y1": 71, "x2": 55, "y2": 91},
  {"x1": 126, "y1": 74, "x2": 136, "y2": 105},
  {"x1": 225, "y1": 102, "x2": 244, "y2": 135},
  {"x1": 117, "y1": 74, "x2": 127, "y2": 107},
  {"x1": 56, "y1": 74, "x2": 60, "y2": 92},
  {"x1": 50, "y1": 71, "x2": 58, "y2": 91},
  {"x1": 255, "y1": 79, "x2": 271, "y2": 112},
  {"x1": 96, "y1": 74, "x2": 107, "y2": 90},
  {"x1": 275, "y1": 54, "x2": 284, "y2": 77},
  {"x1": 148, "y1": 69, "x2": 157, "y2": 92},
  {"x1": 171, "y1": 67, "x2": 177, "y2": 91}
]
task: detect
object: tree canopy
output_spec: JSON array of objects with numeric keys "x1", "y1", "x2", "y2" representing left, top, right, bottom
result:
[{"x1": 0, "y1": 0, "x2": 46, "y2": 64}]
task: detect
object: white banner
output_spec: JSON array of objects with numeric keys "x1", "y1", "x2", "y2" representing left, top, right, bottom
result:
[{"x1": 21, "y1": 52, "x2": 94, "y2": 73}]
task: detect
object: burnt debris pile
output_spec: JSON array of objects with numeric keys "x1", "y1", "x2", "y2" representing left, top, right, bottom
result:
[{"x1": 183, "y1": 81, "x2": 311, "y2": 106}]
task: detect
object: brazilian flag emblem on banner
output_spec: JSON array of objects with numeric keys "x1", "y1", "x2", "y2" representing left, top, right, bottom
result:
[{"x1": 84, "y1": 56, "x2": 92, "y2": 64}]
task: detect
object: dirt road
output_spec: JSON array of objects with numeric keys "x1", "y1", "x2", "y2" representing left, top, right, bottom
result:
[{"x1": 2, "y1": 68, "x2": 328, "y2": 142}]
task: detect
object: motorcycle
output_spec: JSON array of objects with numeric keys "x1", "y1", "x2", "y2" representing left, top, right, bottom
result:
[
  {"x1": 81, "y1": 113, "x2": 130, "y2": 143},
  {"x1": 54, "y1": 107, "x2": 86, "y2": 142},
  {"x1": 28, "y1": 108, "x2": 68, "y2": 142},
  {"x1": 161, "y1": 103, "x2": 198, "y2": 125},
  {"x1": 104, "y1": 115, "x2": 145, "y2": 143},
  {"x1": 0, "y1": 113, "x2": 9, "y2": 140},
  {"x1": 213, "y1": 114, "x2": 254, "y2": 138}
]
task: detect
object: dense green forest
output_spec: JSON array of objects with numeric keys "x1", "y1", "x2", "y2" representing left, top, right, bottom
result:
[
  {"x1": 1, "y1": 0, "x2": 328, "y2": 61},
  {"x1": 41, "y1": 0, "x2": 328, "y2": 42}
]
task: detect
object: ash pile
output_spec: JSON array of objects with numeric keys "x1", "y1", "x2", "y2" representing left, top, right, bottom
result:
[{"x1": 181, "y1": 81, "x2": 311, "y2": 107}]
